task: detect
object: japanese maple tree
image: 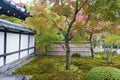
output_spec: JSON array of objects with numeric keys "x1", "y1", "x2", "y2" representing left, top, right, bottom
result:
[{"x1": 27, "y1": 0, "x2": 120, "y2": 69}]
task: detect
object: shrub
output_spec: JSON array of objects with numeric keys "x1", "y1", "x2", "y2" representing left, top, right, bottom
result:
[
  {"x1": 86, "y1": 67, "x2": 120, "y2": 80},
  {"x1": 72, "y1": 53, "x2": 81, "y2": 57}
]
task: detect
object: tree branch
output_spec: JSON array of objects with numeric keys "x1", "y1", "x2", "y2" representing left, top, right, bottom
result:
[
  {"x1": 66, "y1": 1, "x2": 80, "y2": 38},
  {"x1": 66, "y1": 17, "x2": 70, "y2": 26},
  {"x1": 68, "y1": 35, "x2": 74, "y2": 41},
  {"x1": 78, "y1": 0, "x2": 88, "y2": 11},
  {"x1": 86, "y1": 14, "x2": 91, "y2": 24},
  {"x1": 51, "y1": 19, "x2": 65, "y2": 37},
  {"x1": 59, "y1": 43, "x2": 66, "y2": 50},
  {"x1": 51, "y1": 19, "x2": 61, "y2": 30},
  {"x1": 89, "y1": 27, "x2": 94, "y2": 40}
]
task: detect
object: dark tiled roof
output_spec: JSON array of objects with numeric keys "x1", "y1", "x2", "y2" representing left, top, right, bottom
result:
[
  {"x1": 0, "y1": 0, "x2": 33, "y2": 20},
  {"x1": 0, "y1": 19, "x2": 36, "y2": 34}
]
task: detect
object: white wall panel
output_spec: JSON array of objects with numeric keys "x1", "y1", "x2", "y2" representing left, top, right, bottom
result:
[
  {"x1": 0, "y1": 57, "x2": 3, "y2": 67},
  {"x1": 6, "y1": 53, "x2": 19, "y2": 64},
  {"x1": 0, "y1": 32, "x2": 4, "y2": 55},
  {"x1": 29, "y1": 48, "x2": 34, "y2": 54},
  {"x1": 6, "y1": 33, "x2": 19, "y2": 53},
  {"x1": 117, "y1": 49, "x2": 120, "y2": 53},
  {"x1": 29, "y1": 35, "x2": 35, "y2": 47},
  {"x1": 20, "y1": 50, "x2": 28, "y2": 58},
  {"x1": 21, "y1": 34, "x2": 28, "y2": 49}
]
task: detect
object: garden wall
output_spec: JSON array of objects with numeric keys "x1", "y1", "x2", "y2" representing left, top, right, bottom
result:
[
  {"x1": 47, "y1": 41, "x2": 91, "y2": 56},
  {"x1": 0, "y1": 19, "x2": 36, "y2": 67}
]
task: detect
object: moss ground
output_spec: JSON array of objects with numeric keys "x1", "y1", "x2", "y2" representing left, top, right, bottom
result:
[{"x1": 13, "y1": 53, "x2": 120, "y2": 80}]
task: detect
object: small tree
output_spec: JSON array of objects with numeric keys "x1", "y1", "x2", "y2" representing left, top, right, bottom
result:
[
  {"x1": 84, "y1": 25, "x2": 103, "y2": 58},
  {"x1": 101, "y1": 23, "x2": 120, "y2": 64},
  {"x1": 52, "y1": 0, "x2": 89, "y2": 69},
  {"x1": 103, "y1": 34, "x2": 120, "y2": 64}
]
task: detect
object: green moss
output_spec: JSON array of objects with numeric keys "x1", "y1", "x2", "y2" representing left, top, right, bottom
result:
[
  {"x1": 31, "y1": 74, "x2": 48, "y2": 80},
  {"x1": 72, "y1": 58, "x2": 107, "y2": 72},
  {"x1": 13, "y1": 65, "x2": 40, "y2": 75},
  {"x1": 13, "y1": 54, "x2": 120, "y2": 80},
  {"x1": 30, "y1": 70, "x2": 84, "y2": 80}
]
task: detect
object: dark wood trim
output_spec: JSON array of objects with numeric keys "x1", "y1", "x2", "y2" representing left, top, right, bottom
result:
[
  {"x1": 28, "y1": 34, "x2": 30, "y2": 54},
  {"x1": 3, "y1": 30, "x2": 7, "y2": 65},
  {"x1": 0, "y1": 47, "x2": 34, "y2": 57},
  {"x1": 0, "y1": 29, "x2": 35, "y2": 35},
  {"x1": 18, "y1": 33, "x2": 21, "y2": 59},
  {"x1": 34, "y1": 35, "x2": 36, "y2": 54}
]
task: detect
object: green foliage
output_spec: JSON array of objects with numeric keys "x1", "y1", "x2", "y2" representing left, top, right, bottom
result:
[
  {"x1": 26, "y1": 3, "x2": 64, "y2": 53},
  {"x1": 103, "y1": 34, "x2": 120, "y2": 47},
  {"x1": 92, "y1": 37, "x2": 99, "y2": 48},
  {"x1": 0, "y1": 15, "x2": 21, "y2": 23},
  {"x1": 86, "y1": 67, "x2": 120, "y2": 80},
  {"x1": 102, "y1": 34, "x2": 120, "y2": 64},
  {"x1": 36, "y1": 29, "x2": 60, "y2": 52},
  {"x1": 72, "y1": 53, "x2": 81, "y2": 58},
  {"x1": 72, "y1": 27, "x2": 87, "y2": 44},
  {"x1": 53, "y1": 3, "x2": 72, "y2": 17},
  {"x1": 86, "y1": 0, "x2": 120, "y2": 23}
]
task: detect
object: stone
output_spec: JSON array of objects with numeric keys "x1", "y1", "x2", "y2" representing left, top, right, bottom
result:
[{"x1": 0, "y1": 75, "x2": 26, "y2": 80}]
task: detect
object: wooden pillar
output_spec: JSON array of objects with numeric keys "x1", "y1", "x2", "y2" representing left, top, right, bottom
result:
[
  {"x1": 28, "y1": 34, "x2": 30, "y2": 54},
  {"x1": 3, "y1": 30, "x2": 7, "y2": 65},
  {"x1": 18, "y1": 33, "x2": 21, "y2": 59}
]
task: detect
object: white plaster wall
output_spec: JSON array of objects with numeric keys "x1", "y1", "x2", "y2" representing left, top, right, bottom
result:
[
  {"x1": 29, "y1": 48, "x2": 34, "y2": 54},
  {"x1": 29, "y1": 35, "x2": 35, "y2": 47},
  {"x1": 0, "y1": 32, "x2": 4, "y2": 55},
  {"x1": 6, "y1": 33, "x2": 19, "y2": 53},
  {"x1": 6, "y1": 53, "x2": 19, "y2": 64},
  {"x1": 0, "y1": 57, "x2": 3, "y2": 67},
  {"x1": 117, "y1": 49, "x2": 120, "y2": 53},
  {"x1": 20, "y1": 50, "x2": 28, "y2": 58},
  {"x1": 0, "y1": 32, "x2": 35, "y2": 66},
  {"x1": 21, "y1": 34, "x2": 28, "y2": 50}
]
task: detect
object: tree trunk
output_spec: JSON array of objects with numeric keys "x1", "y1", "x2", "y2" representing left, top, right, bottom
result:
[
  {"x1": 110, "y1": 49, "x2": 116, "y2": 64},
  {"x1": 105, "y1": 49, "x2": 110, "y2": 65},
  {"x1": 104, "y1": 48, "x2": 107, "y2": 60},
  {"x1": 45, "y1": 45, "x2": 48, "y2": 56},
  {"x1": 89, "y1": 28, "x2": 94, "y2": 58},
  {"x1": 90, "y1": 45, "x2": 94, "y2": 58},
  {"x1": 65, "y1": 40, "x2": 71, "y2": 69},
  {"x1": 90, "y1": 39, "x2": 94, "y2": 58},
  {"x1": 110, "y1": 53, "x2": 113, "y2": 64}
]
